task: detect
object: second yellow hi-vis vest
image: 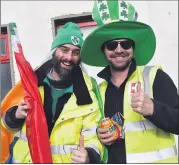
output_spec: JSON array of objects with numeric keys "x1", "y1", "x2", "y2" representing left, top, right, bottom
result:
[
  {"x1": 4, "y1": 73, "x2": 104, "y2": 163},
  {"x1": 99, "y1": 66, "x2": 178, "y2": 163}
]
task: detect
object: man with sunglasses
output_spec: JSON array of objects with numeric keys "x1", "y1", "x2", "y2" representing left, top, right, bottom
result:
[{"x1": 80, "y1": 0, "x2": 178, "y2": 164}]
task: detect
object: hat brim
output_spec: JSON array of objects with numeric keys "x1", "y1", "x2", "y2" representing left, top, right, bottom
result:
[{"x1": 81, "y1": 21, "x2": 156, "y2": 67}]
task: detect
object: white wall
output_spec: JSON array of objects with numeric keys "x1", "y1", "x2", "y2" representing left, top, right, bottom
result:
[
  {"x1": 133, "y1": 1, "x2": 178, "y2": 87},
  {"x1": 1, "y1": 0, "x2": 178, "y2": 151}
]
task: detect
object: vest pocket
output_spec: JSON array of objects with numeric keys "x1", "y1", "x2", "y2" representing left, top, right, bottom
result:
[{"x1": 51, "y1": 117, "x2": 83, "y2": 145}]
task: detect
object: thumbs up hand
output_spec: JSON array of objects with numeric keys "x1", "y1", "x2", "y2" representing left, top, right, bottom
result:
[
  {"x1": 131, "y1": 81, "x2": 154, "y2": 116},
  {"x1": 72, "y1": 135, "x2": 89, "y2": 164}
]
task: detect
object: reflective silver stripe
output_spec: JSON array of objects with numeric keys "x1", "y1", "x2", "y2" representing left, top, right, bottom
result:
[
  {"x1": 81, "y1": 126, "x2": 97, "y2": 136},
  {"x1": 19, "y1": 131, "x2": 100, "y2": 156},
  {"x1": 12, "y1": 156, "x2": 20, "y2": 163},
  {"x1": 51, "y1": 144, "x2": 101, "y2": 156},
  {"x1": 124, "y1": 120, "x2": 157, "y2": 132},
  {"x1": 127, "y1": 146, "x2": 177, "y2": 163},
  {"x1": 19, "y1": 131, "x2": 27, "y2": 141},
  {"x1": 86, "y1": 144, "x2": 101, "y2": 155},
  {"x1": 51, "y1": 145, "x2": 78, "y2": 154},
  {"x1": 143, "y1": 65, "x2": 154, "y2": 97}
]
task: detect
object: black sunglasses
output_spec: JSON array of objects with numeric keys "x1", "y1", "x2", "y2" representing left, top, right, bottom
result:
[{"x1": 104, "y1": 40, "x2": 135, "y2": 51}]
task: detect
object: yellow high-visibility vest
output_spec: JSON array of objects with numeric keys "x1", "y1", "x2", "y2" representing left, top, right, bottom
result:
[
  {"x1": 4, "y1": 73, "x2": 104, "y2": 163},
  {"x1": 99, "y1": 66, "x2": 177, "y2": 163}
]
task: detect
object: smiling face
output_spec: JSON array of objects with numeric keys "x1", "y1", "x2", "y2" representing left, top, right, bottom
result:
[
  {"x1": 104, "y1": 39, "x2": 134, "y2": 71},
  {"x1": 52, "y1": 44, "x2": 81, "y2": 80}
]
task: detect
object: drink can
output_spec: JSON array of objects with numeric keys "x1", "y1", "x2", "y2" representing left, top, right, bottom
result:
[{"x1": 100, "y1": 118, "x2": 120, "y2": 140}]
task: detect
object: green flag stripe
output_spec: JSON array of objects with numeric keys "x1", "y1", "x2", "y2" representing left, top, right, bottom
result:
[
  {"x1": 9, "y1": 23, "x2": 17, "y2": 35},
  {"x1": 9, "y1": 22, "x2": 21, "y2": 53}
]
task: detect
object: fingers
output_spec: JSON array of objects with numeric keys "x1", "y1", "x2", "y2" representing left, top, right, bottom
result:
[
  {"x1": 131, "y1": 97, "x2": 143, "y2": 113},
  {"x1": 18, "y1": 104, "x2": 29, "y2": 113},
  {"x1": 20, "y1": 110, "x2": 28, "y2": 117},
  {"x1": 16, "y1": 99, "x2": 29, "y2": 119},
  {"x1": 79, "y1": 135, "x2": 84, "y2": 152},
  {"x1": 97, "y1": 127, "x2": 115, "y2": 145},
  {"x1": 131, "y1": 84, "x2": 144, "y2": 106},
  {"x1": 98, "y1": 131, "x2": 113, "y2": 139},
  {"x1": 100, "y1": 135, "x2": 115, "y2": 145},
  {"x1": 136, "y1": 81, "x2": 143, "y2": 92},
  {"x1": 131, "y1": 82, "x2": 145, "y2": 109},
  {"x1": 131, "y1": 91, "x2": 144, "y2": 103},
  {"x1": 131, "y1": 102, "x2": 140, "y2": 108},
  {"x1": 16, "y1": 108, "x2": 28, "y2": 118},
  {"x1": 19, "y1": 99, "x2": 26, "y2": 106},
  {"x1": 20, "y1": 105, "x2": 29, "y2": 111},
  {"x1": 19, "y1": 99, "x2": 29, "y2": 110},
  {"x1": 73, "y1": 150, "x2": 82, "y2": 157},
  {"x1": 130, "y1": 82, "x2": 154, "y2": 116},
  {"x1": 97, "y1": 127, "x2": 113, "y2": 141},
  {"x1": 97, "y1": 127, "x2": 109, "y2": 134},
  {"x1": 72, "y1": 149, "x2": 89, "y2": 163},
  {"x1": 72, "y1": 155, "x2": 82, "y2": 164}
]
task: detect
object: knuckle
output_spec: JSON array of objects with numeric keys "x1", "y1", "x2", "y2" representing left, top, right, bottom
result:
[
  {"x1": 139, "y1": 102, "x2": 142, "y2": 107},
  {"x1": 131, "y1": 103, "x2": 134, "y2": 107},
  {"x1": 137, "y1": 107, "x2": 141, "y2": 112},
  {"x1": 101, "y1": 139, "x2": 105, "y2": 143}
]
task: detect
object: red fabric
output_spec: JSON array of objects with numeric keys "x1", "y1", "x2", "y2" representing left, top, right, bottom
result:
[{"x1": 15, "y1": 44, "x2": 52, "y2": 163}]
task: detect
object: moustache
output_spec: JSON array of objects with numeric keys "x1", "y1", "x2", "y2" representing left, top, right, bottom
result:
[
  {"x1": 52, "y1": 56, "x2": 75, "y2": 68},
  {"x1": 110, "y1": 54, "x2": 127, "y2": 58}
]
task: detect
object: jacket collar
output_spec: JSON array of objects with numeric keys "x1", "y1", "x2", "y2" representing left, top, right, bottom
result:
[{"x1": 35, "y1": 60, "x2": 92, "y2": 105}]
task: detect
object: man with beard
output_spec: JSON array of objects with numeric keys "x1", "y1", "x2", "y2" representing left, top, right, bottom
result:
[
  {"x1": 80, "y1": 0, "x2": 178, "y2": 164},
  {"x1": 2, "y1": 22, "x2": 104, "y2": 163}
]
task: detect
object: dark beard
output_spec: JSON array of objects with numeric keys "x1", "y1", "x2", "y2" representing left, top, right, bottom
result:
[
  {"x1": 110, "y1": 58, "x2": 132, "y2": 71},
  {"x1": 52, "y1": 53, "x2": 81, "y2": 80}
]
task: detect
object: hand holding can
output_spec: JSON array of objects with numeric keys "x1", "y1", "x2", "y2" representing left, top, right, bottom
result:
[{"x1": 100, "y1": 118, "x2": 120, "y2": 140}]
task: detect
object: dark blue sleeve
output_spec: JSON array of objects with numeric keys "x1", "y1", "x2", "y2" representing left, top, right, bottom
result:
[
  {"x1": 145, "y1": 69, "x2": 179, "y2": 134},
  {"x1": 4, "y1": 106, "x2": 25, "y2": 129},
  {"x1": 86, "y1": 147, "x2": 101, "y2": 164}
]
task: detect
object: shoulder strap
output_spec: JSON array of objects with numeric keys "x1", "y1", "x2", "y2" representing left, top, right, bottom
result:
[
  {"x1": 143, "y1": 65, "x2": 162, "y2": 97},
  {"x1": 90, "y1": 77, "x2": 104, "y2": 119},
  {"x1": 143, "y1": 66, "x2": 154, "y2": 97},
  {"x1": 90, "y1": 77, "x2": 108, "y2": 163}
]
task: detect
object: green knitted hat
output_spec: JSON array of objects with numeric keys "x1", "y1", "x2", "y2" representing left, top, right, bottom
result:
[
  {"x1": 51, "y1": 22, "x2": 84, "y2": 50},
  {"x1": 81, "y1": 0, "x2": 156, "y2": 66}
]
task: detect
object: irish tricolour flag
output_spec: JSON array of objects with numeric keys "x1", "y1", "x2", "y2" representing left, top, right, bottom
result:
[{"x1": 9, "y1": 23, "x2": 52, "y2": 163}]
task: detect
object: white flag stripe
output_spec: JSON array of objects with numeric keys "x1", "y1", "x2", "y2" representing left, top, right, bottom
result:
[{"x1": 11, "y1": 28, "x2": 21, "y2": 53}]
